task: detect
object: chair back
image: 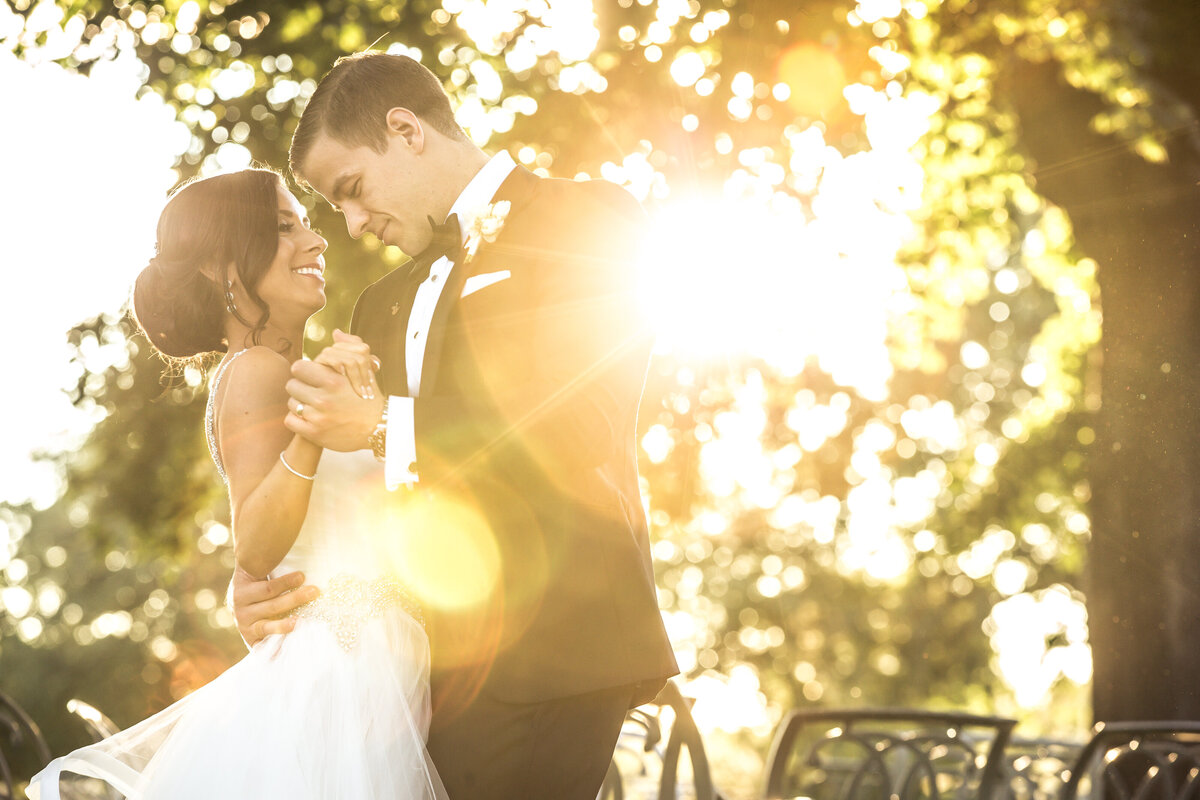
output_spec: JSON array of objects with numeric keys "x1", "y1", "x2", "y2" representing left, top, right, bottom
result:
[
  {"x1": 763, "y1": 708, "x2": 1017, "y2": 800},
  {"x1": 599, "y1": 679, "x2": 720, "y2": 800},
  {"x1": 67, "y1": 699, "x2": 120, "y2": 743},
  {"x1": 998, "y1": 737, "x2": 1085, "y2": 800},
  {"x1": 0, "y1": 690, "x2": 50, "y2": 800},
  {"x1": 1059, "y1": 722, "x2": 1200, "y2": 800}
]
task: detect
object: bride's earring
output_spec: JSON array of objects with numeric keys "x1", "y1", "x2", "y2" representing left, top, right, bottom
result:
[{"x1": 224, "y1": 279, "x2": 237, "y2": 315}]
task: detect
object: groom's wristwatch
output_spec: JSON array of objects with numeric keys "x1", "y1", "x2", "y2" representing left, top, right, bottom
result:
[{"x1": 367, "y1": 404, "x2": 388, "y2": 462}]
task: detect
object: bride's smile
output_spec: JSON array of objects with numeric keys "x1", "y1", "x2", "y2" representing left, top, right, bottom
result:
[{"x1": 247, "y1": 187, "x2": 329, "y2": 330}]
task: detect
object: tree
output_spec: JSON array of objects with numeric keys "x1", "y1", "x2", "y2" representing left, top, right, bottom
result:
[
  {"x1": 993, "y1": 0, "x2": 1200, "y2": 720},
  {"x1": 882, "y1": 0, "x2": 1200, "y2": 721}
]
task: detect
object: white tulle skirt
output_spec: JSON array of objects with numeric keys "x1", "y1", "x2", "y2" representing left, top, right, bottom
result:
[{"x1": 27, "y1": 598, "x2": 446, "y2": 800}]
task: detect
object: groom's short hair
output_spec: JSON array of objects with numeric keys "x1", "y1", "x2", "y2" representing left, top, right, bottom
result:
[{"x1": 290, "y1": 52, "x2": 465, "y2": 183}]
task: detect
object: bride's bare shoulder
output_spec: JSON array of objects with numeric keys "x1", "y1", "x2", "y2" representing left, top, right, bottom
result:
[
  {"x1": 218, "y1": 346, "x2": 293, "y2": 407},
  {"x1": 228, "y1": 345, "x2": 290, "y2": 370}
]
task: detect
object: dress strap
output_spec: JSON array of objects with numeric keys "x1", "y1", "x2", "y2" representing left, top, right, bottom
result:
[{"x1": 205, "y1": 350, "x2": 248, "y2": 484}]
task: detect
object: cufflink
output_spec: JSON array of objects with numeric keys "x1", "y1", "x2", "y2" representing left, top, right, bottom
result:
[{"x1": 407, "y1": 462, "x2": 417, "y2": 474}]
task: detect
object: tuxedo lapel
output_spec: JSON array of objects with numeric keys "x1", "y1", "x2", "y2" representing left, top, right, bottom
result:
[
  {"x1": 417, "y1": 165, "x2": 540, "y2": 396},
  {"x1": 373, "y1": 257, "x2": 429, "y2": 397}
]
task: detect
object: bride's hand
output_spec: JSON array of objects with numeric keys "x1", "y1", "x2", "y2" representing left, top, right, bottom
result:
[
  {"x1": 313, "y1": 329, "x2": 380, "y2": 400},
  {"x1": 229, "y1": 565, "x2": 319, "y2": 647}
]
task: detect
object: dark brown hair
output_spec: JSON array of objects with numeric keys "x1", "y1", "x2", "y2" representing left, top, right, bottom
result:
[
  {"x1": 289, "y1": 52, "x2": 464, "y2": 187},
  {"x1": 131, "y1": 168, "x2": 284, "y2": 359}
]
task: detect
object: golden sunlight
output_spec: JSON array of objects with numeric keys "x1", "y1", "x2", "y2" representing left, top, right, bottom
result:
[
  {"x1": 382, "y1": 495, "x2": 502, "y2": 612},
  {"x1": 776, "y1": 43, "x2": 848, "y2": 119},
  {"x1": 632, "y1": 83, "x2": 938, "y2": 408},
  {"x1": 0, "y1": 49, "x2": 185, "y2": 507},
  {"x1": 987, "y1": 584, "x2": 1092, "y2": 709}
]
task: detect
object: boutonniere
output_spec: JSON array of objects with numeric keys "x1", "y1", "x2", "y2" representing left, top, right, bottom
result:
[{"x1": 463, "y1": 200, "x2": 511, "y2": 263}]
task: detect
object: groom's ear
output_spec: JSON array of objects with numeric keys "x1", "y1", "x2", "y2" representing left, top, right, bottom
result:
[{"x1": 384, "y1": 107, "x2": 424, "y2": 153}]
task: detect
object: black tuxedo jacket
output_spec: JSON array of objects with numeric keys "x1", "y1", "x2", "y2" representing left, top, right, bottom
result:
[{"x1": 350, "y1": 165, "x2": 678, "y2": 706}]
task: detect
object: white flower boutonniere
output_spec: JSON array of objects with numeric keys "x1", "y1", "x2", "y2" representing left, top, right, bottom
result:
[{"x1": 463, "y1": 200, "x2": 511, "y2": 264}]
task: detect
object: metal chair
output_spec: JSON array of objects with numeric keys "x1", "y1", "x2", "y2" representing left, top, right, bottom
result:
[
  {"x1": 762, "y1": 708, "x2": 1018, "y2": 800},
  {"x1": 66, "y1": 700, "x2": 120, "y2": 744},
  {"x1": 0, "y1": 690, "x2": 50, "y2": 800},
  {"x1": 62, "y1": 699, "x2": 124, "y2": 800},
  {"x1": 999, "y1": 737, "x2": 1085, "y2": 800},
  {"x1": 598, "y1": 679, "x2": 722, "y2": 800},
  {"x1": 1058, "y1": 722, "x2": 1200, "y2": 800}
]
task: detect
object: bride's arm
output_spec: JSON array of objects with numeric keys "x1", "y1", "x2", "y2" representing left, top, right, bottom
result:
[{"x1": 217, "y1": 346, "x2": 322, "y2": 579}]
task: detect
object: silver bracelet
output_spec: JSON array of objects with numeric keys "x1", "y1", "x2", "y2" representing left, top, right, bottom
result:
[{"x1": 279, "y1": 451, "x2": 316, "y2": 481}]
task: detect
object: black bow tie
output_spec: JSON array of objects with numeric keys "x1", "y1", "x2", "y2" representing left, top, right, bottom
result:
[{"x1": 412, "y1": 213, "x2": 462, "y2": 278}]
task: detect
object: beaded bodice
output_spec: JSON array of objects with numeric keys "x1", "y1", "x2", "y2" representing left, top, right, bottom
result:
[{"x1": 292, "y1": 574, "x2": 423, "y2": 651}]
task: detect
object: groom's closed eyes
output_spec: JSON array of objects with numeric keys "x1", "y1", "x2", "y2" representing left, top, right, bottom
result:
[{"x1": 329, "y1": 173, "x2": 362, "y2": 211}]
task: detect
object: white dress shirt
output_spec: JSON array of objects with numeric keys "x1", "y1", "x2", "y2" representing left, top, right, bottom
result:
[{"x1": 383, "y1": 151, "x2": 518, "y2": 488}]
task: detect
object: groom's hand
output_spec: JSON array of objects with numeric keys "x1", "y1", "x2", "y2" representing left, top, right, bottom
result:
[
  {"x1": 230, "y1": 566, "x2": 318, "y2": 647},
  {"x1": 285, "y1": 356, "x2": 385, "y2": 452},
  {"x1": 315, "y1": 329, "x2": 381, "y2": 401}
]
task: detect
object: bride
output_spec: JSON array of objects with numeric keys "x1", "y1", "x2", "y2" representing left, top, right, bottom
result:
[{"x1": 27, "y1": 168, "x2": 446, "y2": 799}]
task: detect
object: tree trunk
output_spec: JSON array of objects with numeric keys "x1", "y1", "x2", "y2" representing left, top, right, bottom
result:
[{"x1": 1004, "y1": 58, "x2": 1200, "y2": 721}]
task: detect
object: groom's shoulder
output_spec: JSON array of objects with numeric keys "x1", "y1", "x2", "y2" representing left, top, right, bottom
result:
[
  {"x1": 531, "y1": 175, "x2": 645, "y2": 224},
  {"x1": 357, "y1": 259, "x2": 413, "y2": 302},
  {"x1": 349, "y1": 259, "x2": 415, "y2": 331},
  {"x1": 515, "y1": 176, "x2": 647, "y2": 265},
  {"x1": 519, "y1": 177, "x2": 646, "y2": 252}
]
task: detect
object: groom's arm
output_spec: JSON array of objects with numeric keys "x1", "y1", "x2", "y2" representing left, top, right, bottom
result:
[
  {"x1": 230, "y1": 567, "x2": 318, "y2": 646},
  {"x1": 348, "y1": 280, "x2": 422, "y2": 487}
]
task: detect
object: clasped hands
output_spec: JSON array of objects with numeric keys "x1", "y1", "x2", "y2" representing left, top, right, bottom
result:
[
  {"x1": 232, "y1": 329, "x2": 386, "y2": 646},
  {"x1": 284, "y1": 329, "x2": 385, "y2": 452}
]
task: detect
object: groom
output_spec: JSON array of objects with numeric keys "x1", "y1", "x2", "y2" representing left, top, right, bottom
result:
[{"x1": 232, "y1": 52, "x2": 677, "y2": 798}]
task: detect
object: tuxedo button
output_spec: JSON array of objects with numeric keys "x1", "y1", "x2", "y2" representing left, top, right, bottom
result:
[{"x1": 430, "y1": 274, "x2": 439, "y2": 283}]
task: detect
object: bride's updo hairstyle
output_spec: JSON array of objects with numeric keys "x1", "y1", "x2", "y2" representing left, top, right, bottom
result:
[{"x1": 132, "y1": 168, "x2": 284, "y2": 359}]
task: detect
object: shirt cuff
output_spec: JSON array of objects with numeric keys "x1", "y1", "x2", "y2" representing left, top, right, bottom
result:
[{"x1": 383, "y1": 396, "x2": 419, "y2": 490}]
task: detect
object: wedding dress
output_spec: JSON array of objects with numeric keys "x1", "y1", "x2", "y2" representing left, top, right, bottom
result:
[{"x1": 28, "y1": 352, "x2": 447, "y2": 799}]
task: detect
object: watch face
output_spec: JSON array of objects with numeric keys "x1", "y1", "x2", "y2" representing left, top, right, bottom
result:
[{"x1": 368, "y1": 423, "x2": 387, "y2": 461}]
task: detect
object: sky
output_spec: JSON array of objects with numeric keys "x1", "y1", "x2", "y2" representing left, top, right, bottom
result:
[{"x1": 0, "y1": 49, "x2": 185, "y2": 507}]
